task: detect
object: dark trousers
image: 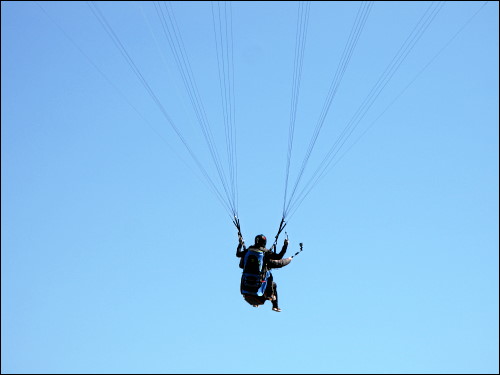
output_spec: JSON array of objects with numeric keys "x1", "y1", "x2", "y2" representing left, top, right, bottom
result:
[
  {"x1": 271, "y1": 282, "x2": 279, "y2": 308},
  {"x1": 265, "y1": 274, "x2": 279, "y2": 308}
]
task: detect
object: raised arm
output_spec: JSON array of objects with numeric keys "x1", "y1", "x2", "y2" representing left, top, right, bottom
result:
[
  {"x1": 276, "y1": 238, "x2": 288, "y2": 259},
  {"x1": 236, "y1": 236, "x2": 246, "y2": 258},
  {"x1": 269, "y1": 238, "x2": 289, "y2": 260}
]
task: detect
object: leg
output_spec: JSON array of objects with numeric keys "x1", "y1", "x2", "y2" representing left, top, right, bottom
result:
[
  {"x1": 271, "y1": 282, "x2": 281, "y2": 312},
  {"x1": 264, "y1": 274, "x2": 274, "y2": 300}
]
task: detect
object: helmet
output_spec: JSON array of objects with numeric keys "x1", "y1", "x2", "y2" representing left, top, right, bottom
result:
[{"x1": 255, "y1": 234, "x2": 267, "y2": 247}]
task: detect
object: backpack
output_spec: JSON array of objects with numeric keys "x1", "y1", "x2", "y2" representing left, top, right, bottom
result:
[{"x1": 240, "y1": 248, "x2": 270, "y2": 297}]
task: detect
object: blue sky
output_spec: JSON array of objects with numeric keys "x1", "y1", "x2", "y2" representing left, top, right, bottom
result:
[{"x1": 2, "y1": 1, "x2": 498, "y2": 374}]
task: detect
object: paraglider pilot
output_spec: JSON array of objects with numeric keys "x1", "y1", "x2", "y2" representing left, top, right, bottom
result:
[{"x1": 237, "y1": 234, "x2": 292, "y2": 312}]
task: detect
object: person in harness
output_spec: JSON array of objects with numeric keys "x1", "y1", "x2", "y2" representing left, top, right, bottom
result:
[{"x1": 236, "y1": 234, "x2": 292, "y2": 312}]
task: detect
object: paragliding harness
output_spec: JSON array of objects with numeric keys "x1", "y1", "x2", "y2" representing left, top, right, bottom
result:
[{"x1": 240, "y1": 248, "x2": 271, "y2": 306}]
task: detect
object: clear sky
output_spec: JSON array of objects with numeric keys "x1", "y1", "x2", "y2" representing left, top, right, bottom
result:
[{"x1": 2, "y1": 1, "x2": 498, "y2": 374}]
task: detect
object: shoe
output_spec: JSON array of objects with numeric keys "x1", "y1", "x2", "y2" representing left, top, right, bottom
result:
[
  {"x1": 252, "y1": 305, "x2": 259, "y2": 308},
  {"x1": 272, "y1": 307, "x2": 281, "y2": 312}
]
